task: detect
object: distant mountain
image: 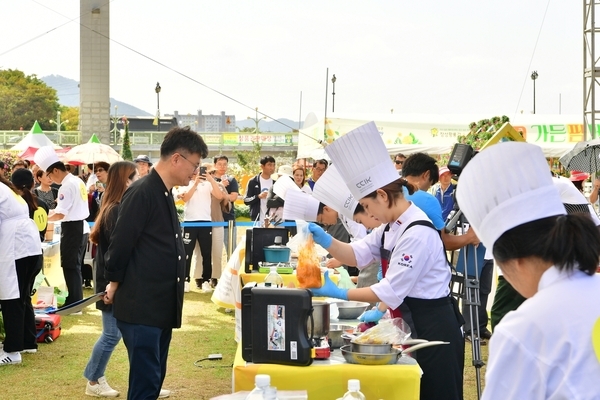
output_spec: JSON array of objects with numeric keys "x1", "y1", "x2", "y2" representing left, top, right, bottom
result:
[
  {"x1": 41, "y1": 75, "x2": 301, "y2": 129},
  {"x1": 41, "y1": 75, "x2": 152, "y2": 116}
]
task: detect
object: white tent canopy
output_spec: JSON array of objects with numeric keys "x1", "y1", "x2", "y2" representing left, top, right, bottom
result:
[
  {"x1": 297, "y1": 113, "x2": 581, "y2": 159},
  {"x1": 10, "y1": 120, "x2": 61, "y2": 151}
]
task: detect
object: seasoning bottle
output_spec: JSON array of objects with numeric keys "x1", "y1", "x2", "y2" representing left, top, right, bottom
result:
[
  {"x1": 341, "y1": 379, "x2": 366, "y2": 400},
  {"x1": 264, "y1": 266, "x2": 284, "y2": 288},
  {"x1": 245, "y1": 374, "x2": 271, "y2": 399}
]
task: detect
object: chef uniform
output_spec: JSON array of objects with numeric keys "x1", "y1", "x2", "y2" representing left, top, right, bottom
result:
[
  {"x1": 34, "y1": 146, "x2": 89, "y2": 306},
  {"x1": 0, "y1": 182, "x2": 42, "y2": 356},
  {"x1": 456, "y1": 142, "x2": 600, "y2": 400},
  {"x1": 324, "y1": 122, "x2": 464, "y2": 400}
]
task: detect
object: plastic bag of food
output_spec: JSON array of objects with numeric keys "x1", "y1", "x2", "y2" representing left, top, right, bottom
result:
[
  {"x1": 296, "y1": 226, "x2": 322, "y2": 289},
  {"x1": 352, "y1": 318, "x2": 411, "y2": 345}
]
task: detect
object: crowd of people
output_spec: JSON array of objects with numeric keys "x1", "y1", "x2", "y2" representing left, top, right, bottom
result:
[{"x1": 2, "y1": 122, "x2": 600, "y2": 399}]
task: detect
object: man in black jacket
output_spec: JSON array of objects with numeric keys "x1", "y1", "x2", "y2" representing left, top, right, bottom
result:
[
  {"x1": 104, "y1": 127, "x2": 208, "y2": 400},
  {"x1": 243, "y1": 155, "x2": 275, "y2": 223}
]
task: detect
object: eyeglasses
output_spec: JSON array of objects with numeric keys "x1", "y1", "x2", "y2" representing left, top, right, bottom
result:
[
  {"x1": 178, "y1": 153, "x2": 200, "y2": 173},
  {"x1": 395, "y1": 160, "x2": 404, "y2": 165},
  {"x1": 314, "y1": 167, "x2": 326, "y2": 173},
  {"x1": 95, "y1": 168, "x2": 105, "y2": 173}
]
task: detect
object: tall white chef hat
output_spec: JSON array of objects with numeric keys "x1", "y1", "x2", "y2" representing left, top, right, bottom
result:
[
  {"x1": 282, "y1": 190, "x2": 320, "y2": 222},
  {"x1": 324, "y1": 121, "x2": 398, "y2": 200},
  {"x1": 552, "y1": 176, "x2": 600, "y2": 226},
  {"x1": 456, "y1": 142, "x2": 566, "y2": 250},
  {"x1": 312, "y1": 164, "x2": 358, "y2": 220},
  {"x1": 34, "y1": 146, "x2": 60, "y2": 171},
  {"x1": 272, "y1": 175, "x2": 300, "y2": 200}
]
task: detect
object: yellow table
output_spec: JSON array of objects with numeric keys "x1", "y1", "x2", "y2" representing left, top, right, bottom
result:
[{"x1": 232, "y1": 344, "x2": 421, "y2": 399}]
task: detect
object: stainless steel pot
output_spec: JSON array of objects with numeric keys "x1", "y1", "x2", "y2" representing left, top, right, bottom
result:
[
  {"x1": 328, "y1": 324, "x2": 354, "y2": 349},
  {"x1": 307, "y1": 301, "x2": 330, "y2": 338}
]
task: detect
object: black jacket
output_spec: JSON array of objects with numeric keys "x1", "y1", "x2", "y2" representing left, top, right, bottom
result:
[
  {"x1": 244, "y1": 174, "x2": 268, "y2": 222},
  {"x1": 105, "y1": 170, "x2": 186, "y2": 329}
]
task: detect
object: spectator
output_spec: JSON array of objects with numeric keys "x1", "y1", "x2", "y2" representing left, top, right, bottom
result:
[
  {"x1": 83, "y1": 161, "x2": 139, "y2": 398},
  {"x1": 133, "y1": 154, "x2": 152, "y2": 178},
  {"x1": 293, "y1": 165, "x2": 312, "y2": 193},
  {"x1": 244, "y1": 155, "x2": 275, "y2": 223},
  {"x1": 34, "y1": 169, "x2": 58, "y2": 210},
  {"x1": 12, "y1": 160, "x2": 26, "y2": 171},
  {"x1": 394, "y1": 153, "x2": 406, "y2": 176},
  {"x1": 104, "y1": 126, "x2": 208, "y2": 399},
  {"x1": 212, "y1": 155, "x2": 239, "y2": 254},
  {"x1": 434, "y1": 166, "x2": 455, "y2": 221},
  {"x1": 307, "y1": 159, "x2": 328, "y2": 190}
]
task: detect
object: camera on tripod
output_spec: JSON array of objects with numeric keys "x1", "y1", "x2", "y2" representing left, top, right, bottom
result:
[{"x1": 444, "y1": 143, "x2": 476, "y2": 234}]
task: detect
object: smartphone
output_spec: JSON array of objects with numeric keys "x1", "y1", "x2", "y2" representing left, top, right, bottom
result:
[{"x1": 200, "y1": 166, "x2": 207, "y2": 175}]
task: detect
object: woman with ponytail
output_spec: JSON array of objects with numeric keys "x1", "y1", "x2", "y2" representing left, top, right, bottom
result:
[{"x1": 456, "y1": 142, "x2": 600, "y2": 400}]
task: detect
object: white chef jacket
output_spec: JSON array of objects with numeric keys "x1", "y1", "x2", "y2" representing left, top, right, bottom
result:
[
  {"x1": 0, "y1": 184, "x2": 42, "y2": 300},
  {"x1": 482, "y1": 266, "x2": 600, "y2": 400},
  {"x1": 340, "y1": 215, "x2": 367, "y2": 242},
  {"x1": 350, "y1": 203, "x2": 451, "y2": 309},
  {"x1": 54, "y1": 173, "x2": 89, "y2": 221}
]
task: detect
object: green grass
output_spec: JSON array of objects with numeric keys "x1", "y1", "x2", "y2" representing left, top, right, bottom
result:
[{"x1": 1, "y1": 288, "x2": 489, "y2": 399}]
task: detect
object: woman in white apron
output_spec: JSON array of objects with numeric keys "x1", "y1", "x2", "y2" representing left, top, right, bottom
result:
[
  {"x1": 309, "y1": 122, "x2": 464, "y2": 400},
  {"x1": 0, "y1": 176, "x2": 42, "y2": 365},
  {"x1": 456, "y1": 142, "x2": 600, "y2": 400}
]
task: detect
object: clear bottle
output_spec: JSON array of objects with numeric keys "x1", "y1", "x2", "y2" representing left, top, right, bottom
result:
[
  {"x1": 245, "y1": 374, "x2": 271, "y2": 400},
  {"x1": 341, "y1": 379, "x2": 366, "y2": 400},
  {"x1": 263, "y1": 386, "x2": 279, "y2": 400},
  {"x1": 264, "y1": 266, "x2": 284, "y2": 288}
]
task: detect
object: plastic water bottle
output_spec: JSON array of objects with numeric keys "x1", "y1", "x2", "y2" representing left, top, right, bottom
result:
[
  {"x1": 264, "y1": 266, "x2": 284, "y2": 288},
  {"x1": 263, "y1": 386, "x2": 279, "y2": 400},
  {"x1": 341, "y1": 379, "x2": 366, "y2": 400},
  {"x1": 245, "y1": 374, "x2": 270, "y2": 399}
]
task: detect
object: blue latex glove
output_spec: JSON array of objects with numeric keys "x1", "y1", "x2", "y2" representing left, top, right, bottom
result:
[
  {"x1": 308, "y1": 222, "x2": 333, "y2": 249},
  {"x1": 310, "y1": 271, "x2": 348, "y2": 300},
  {"x1": 359, "y1": 303, "x2": 385, "y2": 322},
  {"x1": 377, "y1": 265, "x2": 383, "y2": 281}
]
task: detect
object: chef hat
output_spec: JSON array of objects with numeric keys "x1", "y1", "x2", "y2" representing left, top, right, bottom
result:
[
  {"x1": 552, "y1": 176, "x2": 600, "y2": 226},
  {"x1": 282, "y1": 190, "x2": 320, "y2": 222},
  {"x1": 456, "y1": 142, "x2": 565, "y2": 250},
  {"x1": 312, "y1": 164, "x2": 358, "y2": 220},
  {"x1": 272, "y1": 175, "x2": 300, "y2": 200},
  {"x1": 324, "y1": 121, "x2": 398, "y2": 200},
  {"x1": 34, "y1": 146, "x2": 60, "y2": 171}
]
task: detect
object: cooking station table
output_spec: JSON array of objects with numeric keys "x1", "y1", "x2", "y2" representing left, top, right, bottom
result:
[{"x1": 232, "y1": 343, "x2": 421, "y2": 399}]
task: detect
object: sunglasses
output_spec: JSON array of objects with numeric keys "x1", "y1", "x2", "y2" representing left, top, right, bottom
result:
[
  {"x1": 95, "y1": 168, "x2": 105, "y2": 173},
  {"x1": 395, "y1": 160, "x2": 404, "y2": 165}
]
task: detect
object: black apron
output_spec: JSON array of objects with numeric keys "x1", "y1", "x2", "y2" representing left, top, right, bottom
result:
[{"x1": 381, "y1": 220, "x2": 464, "y2": 400}]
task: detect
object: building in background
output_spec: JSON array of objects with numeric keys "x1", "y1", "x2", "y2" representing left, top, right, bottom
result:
[{"x1": 167, "y1": 111, "x2": 236, "y2": 132}]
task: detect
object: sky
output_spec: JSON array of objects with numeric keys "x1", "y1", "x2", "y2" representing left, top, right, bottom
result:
[{"x1": 0, "y1": 0, "x2": 583, "y2": 129}]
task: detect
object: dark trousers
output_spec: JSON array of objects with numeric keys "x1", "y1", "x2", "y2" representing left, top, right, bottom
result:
[
  {"x1": 491, "y1": 276, "x2": 526, "y2": 331},
  {"x1": 462, "y1": 259, "x2": 494, "y2": 334},
  {"x1": 183, "y1": 223, "x2": 212, "y2": 282},
  {"x1": 0, "y1": 255, "x2": 42, "y2": 352},
  {"x1": 117, "y1": 320, "x2": 173, "y2": 400},
  {"x1": 60, "y1": 220, "x2": 86, "y2": 306}
]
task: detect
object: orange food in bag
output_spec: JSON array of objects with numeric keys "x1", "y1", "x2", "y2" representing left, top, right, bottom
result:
[{"x1": 297, "y1": 234, "x2": 322, "y2": 288}]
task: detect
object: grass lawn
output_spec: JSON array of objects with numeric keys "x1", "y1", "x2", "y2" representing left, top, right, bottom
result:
[{"x1": 1, "y1": 284, "x2": 489, "y2": 399}]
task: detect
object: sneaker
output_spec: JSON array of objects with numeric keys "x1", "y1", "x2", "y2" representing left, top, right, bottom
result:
[
  {"x1": 0, "y1": 350, "x2": 22, "y2": 365},
  {"x1": 70, "y1": 311, "x2": 83, "y2": 316},
  {"x1": 85, "y1": 376, "x2": 120, "y2": 397},
  {"x1": 210, "y1": 278, "x2": 218, "y2": 289},
  {"x1": 158, "y1": 389, "x2": 171, "y2": 398},
  {"x1": 184, "y1": 281, "x2": 190, "y2": 293},
  {"x1": 201, "y1": 281, "x2": 213, "y2": 293},
  {"x1": 195, "y1": 279, "x2": 203, "y2": 288},
  {"x1": 20, "y1": 348, "x2": 37, "y2": 354}
]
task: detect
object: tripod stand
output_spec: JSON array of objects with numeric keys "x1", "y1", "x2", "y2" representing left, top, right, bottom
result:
[{"x1": 449, "y1": 211, "x2": 485, "y2": 399}]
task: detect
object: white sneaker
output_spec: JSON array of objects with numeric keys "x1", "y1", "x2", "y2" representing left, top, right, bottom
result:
[
  {"x1": 0, "y1": 350, "x2": 21, "y2": 365},
  {"x1": 85, "y1": 376, "x2": 120, "y2": 397},
  {"x1": 20, "y1": 348, "x2": 37, "y2": 354},
  {"x1": 201, "y1": 281, "x2": 212, "y2": 293},
  {"x1": 159, "y1": 388, "x2": 171, "y2": 398},
  {"x1": 184, "y1": 281, "x2": 190, "y2": 293}
]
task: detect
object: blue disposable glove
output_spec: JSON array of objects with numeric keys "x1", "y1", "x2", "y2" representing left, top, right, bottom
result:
[
  {"x1": 377, "y1": 265, "x2": 383, "y2": 281},
  {"x1": 310, "y1": 271, "x2": 348, "y2": 300},
  {"x1": 308, "y1": 222, "x2": 333, "y2": 249},
  {"x1": 359, "y1": 303, "x2": 385, "y2": 323}
]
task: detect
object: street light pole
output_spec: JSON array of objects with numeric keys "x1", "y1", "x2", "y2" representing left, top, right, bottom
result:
[
  {"x1": 247, "y1": 107, "x2": 266, "y2": 144},
  {"x1": 531, "y1": 71, "x2": 538, "y2": 114},
  {"x1": 49, "y1": 111, "x2": 69, "y2": 140},
  {"x1": 155, "y1": 82, "x2": 161, "y2": 131},
  {"x1": 111, "y1": 105, "x2": 119, "y2": 144},
  {"x1": 331, "y1": 74, "x2": 336, "y2": 112}
]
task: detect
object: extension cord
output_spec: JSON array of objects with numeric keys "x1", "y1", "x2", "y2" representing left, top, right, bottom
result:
[{"x1": 208, "y1": 353, "x2": 223, "y2": 360}]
